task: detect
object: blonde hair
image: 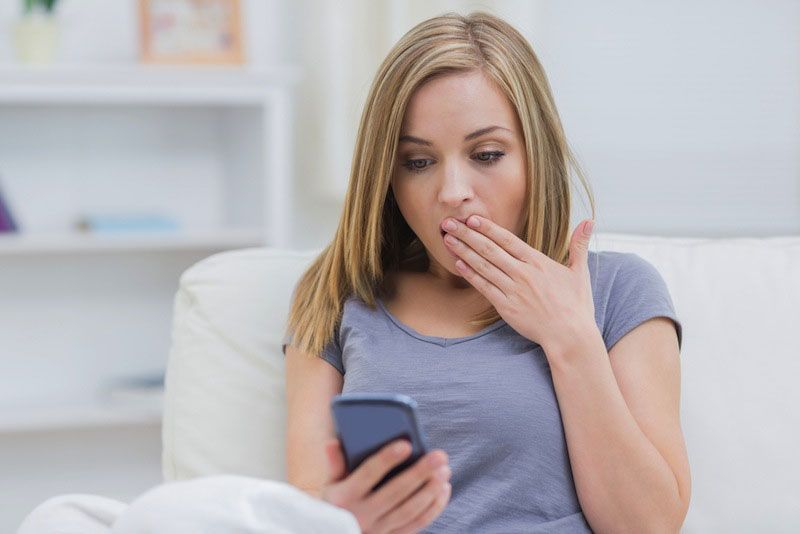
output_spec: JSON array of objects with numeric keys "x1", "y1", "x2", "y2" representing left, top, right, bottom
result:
[{"x1": 285, "y1": 10, "x2": 595, "y2": 358}]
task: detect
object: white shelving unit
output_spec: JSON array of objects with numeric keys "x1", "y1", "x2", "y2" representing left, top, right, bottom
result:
[
  {"x1": 0, "y1": 63, "x2": 301, "y2": 531},
  {"x1": 0, "y1": 64, "x2": 299, "y2": 432}
]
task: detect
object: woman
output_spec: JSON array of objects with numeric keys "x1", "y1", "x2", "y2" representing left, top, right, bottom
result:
[{"x1": 283, "y1": 11, "x2": 690, "y2": 534}]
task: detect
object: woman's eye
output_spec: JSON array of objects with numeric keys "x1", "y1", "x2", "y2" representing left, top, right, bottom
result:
[
  {"x1": 401, "y1": 151, "x2": 505, "y2": 174},
  {"x1": 473, "y1": 151, "x2": 505, "y2": 165},
  {"x1": 402, "y1": 158, "x2": 434, "y2": 173}
]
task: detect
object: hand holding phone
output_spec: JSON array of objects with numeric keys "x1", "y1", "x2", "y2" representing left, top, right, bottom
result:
[
  {"x1": 320, "y1": 393, "x2": 452, "y2": 533},
  {"x1": 332, "y1": 393, "x2": 429, "y2": 490}
]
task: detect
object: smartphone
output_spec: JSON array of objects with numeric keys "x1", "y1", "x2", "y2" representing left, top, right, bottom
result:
[{"x1": 331, "y1": 393, "x2": 430, "y2": 492}]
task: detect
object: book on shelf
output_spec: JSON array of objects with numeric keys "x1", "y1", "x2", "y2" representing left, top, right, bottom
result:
[
  {"x1": 0, "y1": 177, "x2": 19, "y2": 233},
  {"x1": 75, "y1": 213, "x2": 180, "y2": 234},
  {"x1": 103, "y1": 371, "x2": 165, "y2": 411}
]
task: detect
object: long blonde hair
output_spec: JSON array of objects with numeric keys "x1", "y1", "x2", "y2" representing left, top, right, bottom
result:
[{"x1": 285, "y1": 10, "x2": 595, "y2": 358}]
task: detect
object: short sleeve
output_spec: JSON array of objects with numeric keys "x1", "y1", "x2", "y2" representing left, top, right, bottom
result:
[
  {"x1": 281, "y1": 328, "x2": 344, "y2": 375},
  {"x1": 602, "y1": 253, "x2": 683, "y2": 353}
]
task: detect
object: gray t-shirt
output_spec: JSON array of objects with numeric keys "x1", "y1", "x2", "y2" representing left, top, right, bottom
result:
[{"x1": 283, "y1": 250, "x2": 683, "y2": 533}]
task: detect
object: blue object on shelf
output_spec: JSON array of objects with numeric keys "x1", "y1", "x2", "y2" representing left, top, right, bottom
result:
[{"x1": 76, "y1": 214, "x2": 180, "y2": 233}]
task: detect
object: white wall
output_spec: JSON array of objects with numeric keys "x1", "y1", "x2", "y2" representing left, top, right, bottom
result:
[
  {"x1": 283, "y1": 0, "x2": 800, "y2": 249},
  {"x1": 538, "y1": 1, "x2": 800, "y2": 237},
  {"x1": 5, "y1": 0, "x2": 794, "y2": 247}
]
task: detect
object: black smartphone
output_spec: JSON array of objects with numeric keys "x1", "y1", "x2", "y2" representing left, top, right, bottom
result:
[{"x1": 331, "y1": 393, "x2": 430, "y2": 492}]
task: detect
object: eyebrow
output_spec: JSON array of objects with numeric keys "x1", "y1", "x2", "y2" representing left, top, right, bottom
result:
[{"x1": 398, "y1": 125, "x2": 512, "y2": 146}]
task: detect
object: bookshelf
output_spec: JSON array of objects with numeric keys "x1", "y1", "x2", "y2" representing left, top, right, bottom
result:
[
  {"x1": 0, "y1": 63, "x2": 300, "y2": 432},
  {"x1": 1, "y1": 62, "x2": 301, "y2": 530}
]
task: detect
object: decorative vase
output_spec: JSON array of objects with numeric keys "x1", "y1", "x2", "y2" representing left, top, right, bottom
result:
[{"x1": 13, "y1": 10, "x2": 59, "y2": 64}]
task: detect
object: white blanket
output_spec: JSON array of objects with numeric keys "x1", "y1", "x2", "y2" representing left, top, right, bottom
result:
[{"x1": 18, "y1": 475, "x2": 361, "y2": 534}]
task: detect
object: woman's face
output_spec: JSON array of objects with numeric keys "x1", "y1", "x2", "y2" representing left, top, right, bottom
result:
[{"x1": 391, "y1": 69, "x2": 528, "y2": 288}]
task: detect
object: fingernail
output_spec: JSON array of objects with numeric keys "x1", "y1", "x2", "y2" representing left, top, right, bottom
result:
[
  {"x1": 583, "y1": 220, "x2": 594, "y2": 236},
  {"x1": 444, "y1": 219, "x2": 457, "y2": 231},
  {"x1": 428, "y1": 452, "x2": 444, "y2": 466},
  {"x1": 393, "y1": 441, "x2": 409, "y2": 455},
  {"x1": 435, "y1": 465, "x2": 451, "y2": 480},
  {"x1": 467, "y1": 216, "x2": 480, "y2": 228}
]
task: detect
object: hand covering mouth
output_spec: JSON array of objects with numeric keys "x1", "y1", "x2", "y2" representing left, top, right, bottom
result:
[{"x1": 439, "y1": 216, "x2": 471, "y2": 236}]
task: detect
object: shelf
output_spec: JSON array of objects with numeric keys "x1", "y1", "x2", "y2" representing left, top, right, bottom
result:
[
  {"x1": 0, "y1": 400, "x2": 162, "y2": 433},
  {"x1": 0, "y1": 60, "x2": 295, "y2": 445},
  {"x1": 0, "y1": 63, "x2": 302, "y2": 105},
  {"x1": 0, "y1": 228, "x2": 265, "y2": 255}
]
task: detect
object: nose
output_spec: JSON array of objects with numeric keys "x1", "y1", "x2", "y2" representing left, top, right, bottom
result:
[{"x1": 437, "y1": 161, "x2": 475, "y2": 207}]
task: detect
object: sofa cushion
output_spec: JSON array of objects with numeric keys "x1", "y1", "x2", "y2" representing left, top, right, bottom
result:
[
  {"x1": 162, "y1": 247, "x2": 319, "y2": 481},
  {"x1": 592, "y1": 232, "x2": 800, "y2": 532},
  {"x1": 161, "y1": 233, "x2": 800, "y2": 532}
]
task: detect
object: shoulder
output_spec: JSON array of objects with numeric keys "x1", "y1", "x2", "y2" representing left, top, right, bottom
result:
[
  {"x1": 588, "y1": 249, "x2": 674, "y2": 324},
  {"x1": 587, "y1": 249, "x2": 653, "y2": 292},
  {"x1": 338, "y1": 293, "x2": 383, "y2": 331},
  {"x1": 588, "y1": 249, "x2": 662, "y2": 283},
  {"x1": 588, "y1": 250, "x2": 682, "y2": 351},
  {"x1": 342, "y1": 293, "x2": 377, "y2": 314}
]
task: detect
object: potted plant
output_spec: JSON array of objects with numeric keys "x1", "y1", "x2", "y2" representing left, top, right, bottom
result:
[{"x1": 13, "y1": 0, "x2": 61, "y2": 64}]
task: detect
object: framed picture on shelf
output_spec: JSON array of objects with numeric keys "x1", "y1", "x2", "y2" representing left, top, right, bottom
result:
[{"x1": 138, "y1": 0, "x2": 245, "y2": 65}]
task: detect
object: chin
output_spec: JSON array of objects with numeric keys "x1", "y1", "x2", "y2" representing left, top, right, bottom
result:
[
  {"x1": 422, "y1": 236, "x2": 466, "y2": 278},
  {"x1": 430, "y1": 249, "x2": 466, "y2": 279}
]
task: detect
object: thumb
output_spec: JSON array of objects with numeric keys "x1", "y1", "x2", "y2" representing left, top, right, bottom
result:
[
  {"x1": 325, "y1": 438, "x2": 347, "y2": 482},
  {"x1": 569, "y1": 219, "x2": 594, "y2": 271}
]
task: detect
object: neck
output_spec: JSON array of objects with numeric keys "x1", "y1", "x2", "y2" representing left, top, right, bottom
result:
[{"x1": 425, "y1": 256, "x2": 487, "y2": 304}]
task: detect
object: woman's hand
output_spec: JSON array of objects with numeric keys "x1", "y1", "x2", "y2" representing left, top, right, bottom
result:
[
  {"x1": 441, "y1": 215, "x2": 598, "y2": 355},
  {"x1": 320, "y1": 438, "x2": 452, "y2": 534}
]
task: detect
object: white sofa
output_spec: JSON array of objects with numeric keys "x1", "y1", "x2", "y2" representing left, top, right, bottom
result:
[{"x1": 157, "y1": 232, "x2": 798, "y2": 532}]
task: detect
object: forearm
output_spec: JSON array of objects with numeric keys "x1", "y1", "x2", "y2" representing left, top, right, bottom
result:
[{"x1": 544, "y1": 330, "x2": 684, "y2": 533}]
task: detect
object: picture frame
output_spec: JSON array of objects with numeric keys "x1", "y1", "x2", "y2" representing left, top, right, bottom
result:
[{"x1": 138, "y1": 0, "x2": 245, "y2": 65}]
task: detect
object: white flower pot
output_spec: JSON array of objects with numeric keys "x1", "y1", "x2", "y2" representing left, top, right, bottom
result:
[{"x1": 13, "y1": 11, "x2": 60, "y2": 64}]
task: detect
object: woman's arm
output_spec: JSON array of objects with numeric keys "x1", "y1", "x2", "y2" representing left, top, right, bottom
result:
[
  {"x1": 285, "y1": 344, "x2": 344, "y2": 497},
  {"x1": 545, "y1": 318, "x2": 691, "y2": 534},
  {"x1": 285, "y1": 344, "x2": 454, "y2": 532}
]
